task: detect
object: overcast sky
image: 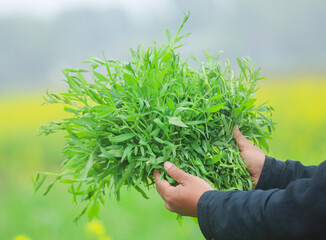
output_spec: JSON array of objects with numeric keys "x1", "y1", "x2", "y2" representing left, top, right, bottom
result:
[{"x1": 0, "y1": 0, "x2": 174, "y2": 18}]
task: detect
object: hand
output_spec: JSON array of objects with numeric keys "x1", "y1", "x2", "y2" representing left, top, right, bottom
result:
[
  {"x1": 233, "y1": 126, "x2": 265, "y2": 188},
  {"x1": 154, "y1": 162, "x2": 213, "y2": 217}
]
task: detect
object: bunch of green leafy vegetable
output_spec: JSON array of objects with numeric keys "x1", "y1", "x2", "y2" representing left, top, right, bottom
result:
[{"x1": 34, "y1": 13, "x2": 274, "y2": 221}]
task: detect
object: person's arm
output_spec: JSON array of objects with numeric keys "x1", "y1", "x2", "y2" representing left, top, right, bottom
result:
[
  {"x1": 154, "y1": 160, "x2": 326, "y2": 240},
  {"x1": 197, "y1": 160, "x2": 326, "y2": 240},
  {"x1": 256, "y1": 156, "x2": 317, "y2": 190},
  {"x1": 233, "y1": 127, "x2": 317, "y2": 189}
]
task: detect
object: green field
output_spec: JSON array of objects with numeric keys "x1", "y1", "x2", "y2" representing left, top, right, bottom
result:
[{"x1": 1, "y1": 77, "x2": 326, "y2": 240}]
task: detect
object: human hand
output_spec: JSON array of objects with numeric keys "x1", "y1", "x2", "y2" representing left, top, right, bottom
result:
[
  {"x1": 233, "y1": 126, "x2": 265, "y2": 188},
  {"x1": 154, "y1": 162, "x2": 213, "y2": 217}
]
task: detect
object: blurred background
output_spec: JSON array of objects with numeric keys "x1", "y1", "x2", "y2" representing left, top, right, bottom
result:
[{"x1": 0, "y1": 0, "x2": 325, "y2": 239}]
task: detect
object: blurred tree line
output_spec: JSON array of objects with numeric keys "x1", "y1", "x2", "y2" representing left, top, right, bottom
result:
[{"x1": 0, "y1": 0, "x2": 326, "y2": 92}]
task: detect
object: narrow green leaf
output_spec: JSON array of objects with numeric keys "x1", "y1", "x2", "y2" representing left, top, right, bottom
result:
[
  {"x1": 109, "y1": 133, "x2": 135, "y2": 143},
  {"x1": 115, "y1": 164, "x2": 134, "y2": 192},
  {"x1": 87, "y1": 201, "x2": 100, "y2": 221},
  {"x1": 208, "y1": 93, "x2": 224, "y2": 101},
  {"x1": 65, "y1": 125, "x2": 88, "y2": 151},
  {"x1": 81, "y1": 153, "x2": 93, "y2": 179},
  {"x1": 205, "y1": 103, "x2": 226, "y2": 113},
  {"x1": 245, "y1": 98, "x2": 256, "y2": 110},
  {"x1": 191, "y1": 142, "x2": 206, "y2": 157},
  {"x1": 162, "y1": 52, "x2": 172, "y2": 63},
  {"x1": 100, "y1": 146, "x2": 116, "y2": 160},
  {"x1": 133, "y1": 185, "x2": 149, "y2": 199},
  {"x1": 33, "y1": 174, "x2": 46, "y2": 192},
  {"x1": 168, "y1": 117, "x2": 188, "y2": 128},
  {"x1": 165, "y1": 28, "x2": 171, "y2": 42},
  {"x1": 121, "y1": 145, "x2": 133, "y2": 162}
]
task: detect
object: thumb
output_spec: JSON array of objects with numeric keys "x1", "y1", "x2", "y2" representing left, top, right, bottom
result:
[
  {"x1": 233, "y1": 126, "x2": 251, "y2": 151},
  {"x1": 164, "y1": 161, "x2": 190, "y2": 184}
]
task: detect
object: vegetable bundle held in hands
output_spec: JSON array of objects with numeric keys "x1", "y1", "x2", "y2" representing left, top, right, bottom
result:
[{"x1": 34, "y1": 13, "x2": 274, "y2": 221}]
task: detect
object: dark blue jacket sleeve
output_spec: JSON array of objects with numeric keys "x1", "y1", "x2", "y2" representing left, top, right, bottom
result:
[
  {"x1": 256, "y1": 156, "x2": 317, "y2": 190},
  {"x1": 197, "y1": 160, "x2": 326, "y2": 240}
]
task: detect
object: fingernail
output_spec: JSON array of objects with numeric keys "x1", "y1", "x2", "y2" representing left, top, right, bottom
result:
[{"x1": 164, "y1": 161, "x2": 173, "y2": 170}]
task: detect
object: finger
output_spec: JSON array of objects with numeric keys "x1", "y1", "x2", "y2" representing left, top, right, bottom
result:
[
  {"x1": 165, "y1": 202, "x2": 175, "y2": 212},
  {"x1": 154, "y1": 169, "x2": 173, "y2": 199},
  {"x1": 154, "y1": 169, "x2": 161, "y2": 183},
  {"x1": 233, "y1": 125, "x2": 252, "y2": 151},
  {"x1": 164, "y1": 161, "x2": 190, "y2": 184}
]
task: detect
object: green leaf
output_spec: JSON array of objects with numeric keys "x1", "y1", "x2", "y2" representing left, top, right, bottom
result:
[
  {"x1": 64, "y1": 68, "x2": 90, "y2": 73},
  {"x1": 115, "y1": 164, "x2": 134, "y2": 195},
  {"x1": 232, "y1": 105, "x2": 245, "y2": 117},
  {"x1": 153, "y1": 136, "x2": 166, "y2": 144},
  {"x1": 84, "y1": 56, "x2": 105, "y2": 66},
  {"x1": 43, "y1": 175, "x2": 62, "y2": 196},
  {"x1": 153, "y1": 118, "x2": 165, "y2": 129},
  {"x1": 64, "y1": 106, "x2": 79, "y2": 115},
  {"x1": 33, "y1": 174, "x2": 46, "y2": 192},
  {"x1": 109, "y1": 133, "x2": 135, "y2": 142},
  {"x1": 165, "y1": 28, "x2": 171, "y2": 42},
  {"x1": 184, "y1": 120, "x2": 206, "y2": 125},
  {"x1": 100, "y1": 146, "x2": 116, "y2": 160},
  {"x1": 205, "y1": 103, "x2": 226, "y2": 113},
  {"x1": 121, "y1": 145, "x2": 133, "y2": 162},
  {"x1": 191, "y1": 142, "x2": 206, "y2": 157},
  {"x1": 168, "y1": 117, "x2": 188, "y2": 127},
  {"x1": 133, "y1": 185, "x2": 149, "y2": 199},
  {"x1": 175, "y1": 32, "x2": 192, "y2": 43},
  {"x1": 245, "y1": 98, "x2": 256, "y2": 110},
  {"x1": 209, "y1": 154, "x2": 223, "y2": 164},
  {"x1": 167, "y1": 98, "x2": 175, "y2": 110},
  {"x1": 162, "y1": 52, "x2": 172, "y2": 63},
  {"x1": 94, "y1": 71, "x2": 109, "y2": 82},
  {"x1": 208, "y1": 93, "x2": 224, "y2": 101},
  {"x1": 173, "y1": 107, "x2": 196, "y2": 116},
  {"x1": 81, "y1": 153, "x2": 93, "y2": 179},
  {"x1": 153, "y1": 118, "x2": 169, "y2": 136},
  {"x1": 65, "y1": 125, "x2": 88, "y2": 151},
  {"x1": 257, "y1": 137, "x2": 269, "y2": 152},
  {"x1": 87, "y1": 201, "x2": 100, "y2": 220}
]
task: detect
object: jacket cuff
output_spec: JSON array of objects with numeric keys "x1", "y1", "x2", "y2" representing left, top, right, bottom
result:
[
  {"x1": 197, "y1": 190, "x2": 217, "y2": 240},
  {"x1": 256, "y1": 156, "x2": 285, "y2": 190}
]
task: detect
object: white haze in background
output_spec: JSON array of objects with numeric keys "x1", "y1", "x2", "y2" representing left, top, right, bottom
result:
[
  {"x1": 0, "y1": 0, "x2": 172, "y2": 19},
  {"x1": 0, "y1": 0, "x2": 325, "y2": 92}
]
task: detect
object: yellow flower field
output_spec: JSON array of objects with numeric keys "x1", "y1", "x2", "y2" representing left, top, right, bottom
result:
[{"x1": 257, "y1": 76, "x2": 326, "y2": 163}]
